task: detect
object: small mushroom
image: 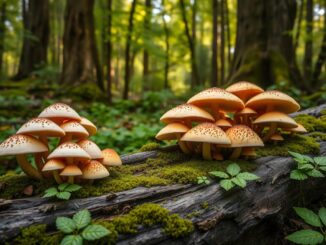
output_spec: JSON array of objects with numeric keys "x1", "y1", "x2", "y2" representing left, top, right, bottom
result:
[
  {"x1": 156, "y1": 123, "x2": 190, "y2": 153},
  {"x1": 234, "y1": 107, "x2": 257, "y2": 127},
  {"x1": 77, "y1": 139, "x2": 103, "y2": 159},
  {"x1": 42, "y1": 159, "x2": 65, "y2": 184},
  {"x1": 60, "y1": 165, "x2": 82, "y2": 184},
  {"x1": 270, "y1": 133, "x2": 284, "y2": 142},
  {"x1": 82, "y1": 160, "x2": 110, "y2": 180},
  {"x1": 0, "y1": 135, "x2": 48, "y2": 180},
  {"x1": 180, "y1": 122, "x2": 231, "y2": 160},
  {"x1": 215, "y1": 119, "x2": 232, "y2": 131},
  {"x1": 241, "y1": 147, "x2": 257, "y2": 158},
  {"x1": 284, "y1": 123, "x2": 307, "y2": 135},
  {"x1": 226, "y1": 81, "x2": 264, "y2": 102},
  {"x1": 102, "y1": 149, "x2": 122, "y2": 167},
  {"x1": 80, "y1": 117, "x2": 97, "y2": 136},
  {"x1": 60, "y1": 121, "x2": 89, "y2": 143},
  {"x1": 38, "y1": 103, "x2": 81, "y2": 124},
  {"x1": 48, "y1": 142, "x2": 90, "y2": 165},
  {"x1": 226, "y1": 125, "x2": 264, "y2": 159}
]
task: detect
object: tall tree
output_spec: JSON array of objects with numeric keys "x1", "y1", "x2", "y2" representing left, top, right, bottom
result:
[
  {"x1": 303, "y1": 0, "x2": 313, "y2": 81},
  {"x1": 106, "y1": 0, "x2": 113, "y2": 104},
  {"x1": 142, "y1": 0, "x2": 151, "y2": 92},
  {"x1": 162, "y1": 0, "x2": 170, "y2": 89},
  {"x1": 211, "y1": 0, "x2": 218, "y2": 86},
  {"x1": 229, "y1": 0, "x2": 302, "y2": 88},
  {"x1": 179, "y1": 0, "x2": 199, "y2": 88},
  {"x1": 123, "y1": 0, "x2": 137, "y2": 99},
  {"x1": 0, "y1": 1, "x2": 6, "y2": 77},
  {"x1": 220, "y1": 0, "x2": 225, "y2": 84},
  {"x1": 224, "y1": 0, "x2": 231, "y2": 69},
  {"x1": 13, "y1": 0, "x2": 49, "y2": 80},
  {"x1": 60, "y1": 0, "x2": 104, "y2": 90},
  {"x1": 294, "y1": 0, "x2": 304, "y2": 54}
]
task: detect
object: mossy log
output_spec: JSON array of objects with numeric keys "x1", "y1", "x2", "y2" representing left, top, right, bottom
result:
[{"x1": 1, "y1": 104, "x2": 326, "y2": 244}]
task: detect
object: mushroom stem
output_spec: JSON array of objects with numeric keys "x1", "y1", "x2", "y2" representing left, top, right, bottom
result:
[
  {"x1": 68, "y1": 176, "x2": 74, "y2": 184},
  {"x1": 178, "y1": 141, "x2": 190, "y2": 154},
  {"x1": 263, "y1": 122, "x2": 277, "y2": 141},
  {"x1": 53, "y1": 170, "x2": 63, "y2": 184},
  {"x1": 183, "y1": 119, "x2": 192, "y2": 128},
  {"x1": 202, "y1": 143, "x2": 212, "y2": 160},
  {"x1": 34, "y1": 153, "x2": 44, "y2": 173},
  {"x1": 16, "y1": 154, "x2": 42, "y2": 180},
  {"x1": 211, "y1": 104, "x2": 220, "y2": 120},
  {"x1": 230, "y1": 147, "x2": 242, "y2": 159}
]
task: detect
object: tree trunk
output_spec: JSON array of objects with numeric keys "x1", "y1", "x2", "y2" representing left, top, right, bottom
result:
[
  {"x1": 123, "y1": 0, "x2": 137, "y2": 100},
  {"x1": 294, "y1": 0, "x2": 304, "y2": 54},
  {"x1": 220, "y1": 0, "x2": 225, "y2": 84},
  {"x1": 106, "y1": 0, "x2": 113, "y2": 103},
  {"x1": 303, "y1": 0, "x2": 313, "y2": 81},
  {"x1": 0, "y1": 1, "x2": 6, "y2": 77},
  {"x1": 211, "y1": 0, "x2": 218, "y2": 86},
  {"x1": 162, "y1": 0, "x2": 170, "y2": 89},
  {"x1": 60, "y1": 0, "x2": 104, "y2": 90},
  {"x1": 13, "y1": 0, "x2": 49, "y2": 80},
  {"x1": 229, "y1": 0, "x2": 302, "y2": 88},
  {"x1": 224, "y1": 0, "x2": 231, "y2": 71},
  {"x1": 142, "y1": 0, "x2": 151, "y2": 93}
]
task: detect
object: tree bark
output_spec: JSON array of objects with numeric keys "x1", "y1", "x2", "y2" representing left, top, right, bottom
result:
[
  {"x1": 220, "y1": 0, "x2": 225, "y2": 84},
  {"x1": 294, "y1": 0, "x2": 304, "y2": 54},
  {"x1": 106, "y1": 0, "x2": 113, "y2": 103},
  {"x1": 303, "y1": 0, "x2": 313, "y2": 81},
  {"x1": 13, "y1": 0, "x2": 49, "y2": 80},
  {"x1": 123, "y1": 0, "x2": 137, "y2": 100},
  {"x1": 229, "y1": 0, "x2": 302, "y2": 88},
  {"x1": 60, "y1": 0, "x2": 104, "y2": 90},
  {"x1": 162, "y1": 0, "x2": 170, "y2": 89},
  {"x1": 224, "y1": 0, "x2": 231, "y2": 70},
  {"x1": 0, "y1": 1, "x2": 6, "y2": 77},
  {"x1": 211, "y1": 0, "x2": 218, "y2": 86},
  {"x1": 142, "y1": 0, "x2": 151, "y2": 93}
]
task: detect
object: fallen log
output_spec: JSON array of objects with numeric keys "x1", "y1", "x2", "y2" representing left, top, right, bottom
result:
[{"x1": 0, "y1": 103, "x2": 326, "y2": 244}]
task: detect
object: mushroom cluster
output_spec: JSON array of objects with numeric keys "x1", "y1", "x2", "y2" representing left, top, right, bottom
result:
[
  {"x1": 156, "y1": 81, "x2": 306, "y2": 160},
  {"x1": 0, "y1": 103, "x2": 121, "y2": 183}
]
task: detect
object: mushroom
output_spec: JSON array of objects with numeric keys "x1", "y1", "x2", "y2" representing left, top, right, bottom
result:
[
  {"x1": 77, "y1": 139, "x2": 103, "y2": 159},
  {"x1": 187, "y1": 87, "x2": 244, "y2": 119},
  {"x1": 225, "y1": 81, "x2": 264, "y2": 102},
  {"x1": 155, "y1": 123, "x2": 190, "y2": 153},
  {"x1": 38, "y1": 103, "x2": 81, "y2": 124},
  {"x1": 60, "y1": 165, "x2": 82, "y2": 184},
  {"x1": 160, "y1": 104, "x2": 214, "y2": 127},
  {"x1": 59, "y1": 121, "x2": 89, "y2": 143},
  {"x1": 234, "y1": 107, "x2": 257, "y2": 127},
  {"x1": 241, "y1": 147, "x2": 257, "y2": 158},
  {"x1": 102, "y1": 149, "x2": 122, "y2": 167},
  {"x1": 82, "y1": 160, "x2": 110, "y2": 181},
  {"x1": 0, "y1": 135, "x2": 48, "y2": 180},
  {"x1": 245, "y1": 90, "x2": 300, "y2": 114},
  {"x1": 180, "y1": 122, "x2": 231, "y2": 160},
  {"x1": 48, "y1": 142, "x2": 90, "y2": 165},
  {"x1": 42, "y1": 159, "x2": 65, "y2": 184},
  {"x1": 270, "y1": 133, "x2": 284, "y2": 142},
  {"x1": 284, "y1": 123, "x2": 307, "y2": 135},
  {"x1": 215, "y1": 119, "x2": 232, "y2": 131},
  {"x1": 80, "y1": 117, "x2": 97, "y2": 136},
  {"x1": 225, "y1": 125, "x2": 264, "y2": 159},
  {"x1": 252, "y1": 111, "x2": 298, "y2": 141}
]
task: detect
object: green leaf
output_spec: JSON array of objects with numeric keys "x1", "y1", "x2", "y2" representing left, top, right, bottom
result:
[
  {"x1": 314, "y1": 157, "x2": 326, "y2": 166},
  {"x1": 64, "y1": 184, "x2": 82, "y2": 193},
  {"x1": 289, "y1": 151, "x2": 314, "y2": 163},
  {"x1": 226, "y1": 163, "x2": 240, "y2": 176},
  {"x1": 290, "y1": 170, "x2": 308, "y2": 180},
  {"x1": 286, "y1": 229, "x2": 324, "y2": 245},
  {"x1": 58, "y1": 183, "x2": 70, "y2": 191},
  {"x1": 60, "y1": 235, "x2": 83, "y2": 245},
  {"x1": 209, "y1": 171, "x2": 229, "y2": 179},
  {"x1": 57, "y1": 192, "x2": 72, "y2": 200},
  {"x1": 220, "y1": 179, "x2": 235, "y2": 191},
  {"x1": 81, "y1": 224, "x2": 110, "y2": 241},
  {"x1": 204, "y1": 180, "x2": 210, "y2": 185},
  {"x1": 197, "y1": 179, "x2": 204, "y2": 184},
  {"x1": 43, "y1": 187, "x2": 58, "y2": 198},
  {"x1": 294, "y1": 207, "x2": 322, "y2": 227},
  {"x1": 318, "y1": 208, "x2": 326, "y2": 226},
  {"x1": 73, "y1": 210, "x2": 91, "y2": 229},
  {"x1": 298, "y1": 164, "x2": 314, "y2": 170},
  {"x1": 237, "y1": 172, "x2": 259, "y2": 181},
  {"x1": 56, "y1": 217, "x2": 76, "y2": 233},
  {"x1": 307, "y1": 169, "x2": 324, "y2": 178},
  {"x1": 319, "y1": 166, "x2": 326, "y2": 171},
  {"x1": 231, "y1": 177, "x2": 246, "y2": 188}
]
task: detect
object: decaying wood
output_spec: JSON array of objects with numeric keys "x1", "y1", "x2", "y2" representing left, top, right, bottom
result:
[{"x1": 0, "y1": 104, "x2": 326, "y2": 244}]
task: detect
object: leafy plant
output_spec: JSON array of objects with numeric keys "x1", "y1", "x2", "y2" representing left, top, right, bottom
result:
[
  {"x1": 56, "y1": 209, "x2": 110, "y2": 245},
  {"x1": 286, "y1": 207, "x2": 326, "y2": 244},
  {"x1": 289, "y1": 151, "x2": 326, "y2": 181},
  {"x1": 209, "y1": 163, "x2": 259, "y2": 191},
  {"x1": 43, "y1": 183, "x2": 82, "y2": 200},
  {"x1": 197, "y1": 176, "x2": 210, "y2": 185}
]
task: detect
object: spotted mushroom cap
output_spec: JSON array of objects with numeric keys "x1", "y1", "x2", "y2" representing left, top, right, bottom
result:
[
  {"x1": 77, "y1": 139, "x2": 103, "y2": 159},
  {"x1": 187, "y1": 87, "x2": 244, "y2": 112},
  {"x1": 60, "y1": 121, "x2": 89, "y2": 139},
  {"x1": 156, "y1": 123, "x2": 190, "y2": 141},
  {"x1": 48, "y1": 142, "x2": 91, "y2": 159},
  {"x1": 102, "y1": 149, "x2": 122, "y2": 166},
  {"x1": 180, "y1": 122, "x2": 231, "y2": 145},
  {"x1": 17, "y1": 118, "x2": 65, "y2": 137},
  {"x1": 0, "y1": 134, "x2": 48, "y2": 156},
  {"x1": 42, "y1": 159, "x2": 65, "y2": 171},
  {"x1": 82, "y1": 160, "x2": 110, "y2": 179},
  {"x1": 60, "y1": 165, "x2": 82, "y2": 176},
  {"x1": 215, "y1": 119, "x2": 232, "y2": 130},
  {"x1": 160, "y1": 104, "x2": 214, "y2": 124},
  {"x1": 38, "y1": 103, "x2": 81, "y2": 122},
  {"x1": 246, "y1": 90, "x2": 300, "y2": 114},
  {"x1": 80, "y1": 117, "x2": 97, "y2": 136},
  {"x1": 226, "y1": 81, "x2": 264, "y2": 101},
  {"x1": 226, "y1": 125, "x2": 264, "y2": 148},
  {"x1": 253, "y1": 111, "x2": 298, "y2": 128},
  {"x1": 285, "y1": 123, "x2": 307, "y2": 133}
]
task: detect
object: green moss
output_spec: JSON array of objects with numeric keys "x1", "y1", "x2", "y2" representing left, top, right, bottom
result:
[
  {"x1": 257, "y1": 135, "x2": 320, "y2": 157},
  {"x1": 321, "y1": 109, "x2": 326, "y2": 116},
  {"x1": 163, "y1": 214, "x2": 194, "y2": 238},
  {"x1": 294, "y1": 114, "x2": 326, "y2": 132},
  {"x1": 129, "y1": 203, "x2": 170, "y2": 225},
  {"x1": 139, "y1": 142, "x2": 161, "y2": 152},
  {"x1": 308, "y1": 132, "x2": 326, "y2": 141},
  {"x1": 201, "y1": 201, "x2": 209, "y2": 209}
]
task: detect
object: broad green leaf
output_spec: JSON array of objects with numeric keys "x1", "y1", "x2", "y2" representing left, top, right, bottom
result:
[
  {"x1": 237, "y1": 172, "x2": 259, "y2": 181},
  {"x1": 226, "y1": 163, "x2": 240, "y2": 176},
  {"x1": 204, "y1": 180, "x2": 210, "y2": 185},
  {"x1": 290, "y1": 170, "x2": 308, "y2": 180},
  {"x1": 220, "y1": 179, "x2": 235, "y2": 191},
  {"x1": 231, "y1": 177, "x2": 246, "y2": 188},
  {"x1": 81, "y1": 224, "x2": 110, "y2": 241},
  {"x1": 58, "y1": 183, "x2": 70, "y2": 191},
  {"x1": 294, "y1": 207, "x2": 322, "y2": 227},
  {"x1": 288, "y1": 151, "x2": 305, "y2": 161},
  {"x1": 64, "y1": 184, "x2": 82, "y2": 193},
  {"x1": 197, "y1": 179, "x2": 204, "y2": 184},
  {"x1": 60, "y1": 235, "x2": 83, "y2": 245},
  {"x1": 314, "y1": 157, "x2": 326, "y2": 166},
  {"x1": 318, "y1": 208, "x2": 326, "y2": 226},
  {"x1": 57, "y1": 192, "x2": 71, "y2": 200},
  {"x1": 209, "y1": 171, "x2": 229, "y2": 179},
  {"x1": 307, "y1": 169, "x2": 324, "y2": 178},
  {"x1": 286, "y1": 229, "x2": 324, "y2": 245},
  {"x1": 43, "y1": 188, "x2": 58, "y2": 198},
  {"x1": 298, "y1": 164, "x2": 314, "y2": 170},
  {"x1": 319, "y1": 166, "x2": 326, "y2": 171},
  {"x1": 73, "y1": 210, "x2": 91, "y2": 229},
  {"x1": 56, "y1": 217, "x2": 76, "y2": 233}
]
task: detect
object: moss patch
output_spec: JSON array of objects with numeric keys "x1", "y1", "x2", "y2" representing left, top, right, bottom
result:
[
  {"x1": 294, "y1": 114, "x2": 326, "y2": 132},
  {"x1": 138, "y1": 142, "x2": 161, "y2": 152},
  {"x1": 308, "y1": 132, "x2": 326, "y2": 141}
]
